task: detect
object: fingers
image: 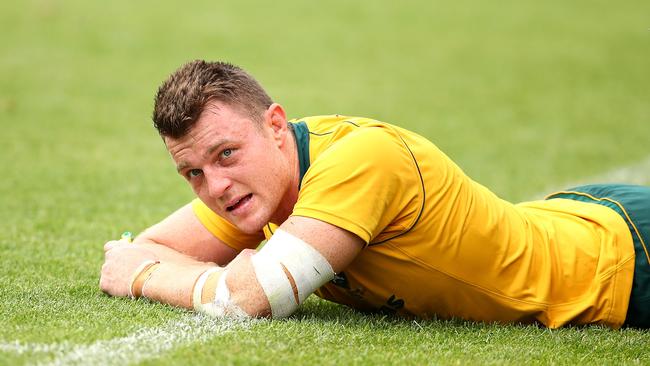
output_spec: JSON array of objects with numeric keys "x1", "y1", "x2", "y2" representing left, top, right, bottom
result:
[
  {"x1": 100, "y1": 240, "x2": 160, "y2": 298},
  {"x1": 99, "y1": 263, "x2": 111, "y2": 294},
  {"x1": 104, "y1": 239, "x2": 129, "y2": 253},
  {"x1": 100, "y1": 246, "x2": 146, "y2": 297}
]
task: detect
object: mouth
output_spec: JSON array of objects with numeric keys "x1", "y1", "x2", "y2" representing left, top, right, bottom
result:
[{"x1": 226, "y1": 193, "x2": 253, "y2": 212}]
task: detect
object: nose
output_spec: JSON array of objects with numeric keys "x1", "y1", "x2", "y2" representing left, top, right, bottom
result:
[{"x1": 204, "y1": 167, "x2": 232, "y2": 199}]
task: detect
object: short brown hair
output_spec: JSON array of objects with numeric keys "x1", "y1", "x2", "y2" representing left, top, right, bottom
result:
[{"x1": 152, "y1": 60, "x2": 273, "y2": 138}]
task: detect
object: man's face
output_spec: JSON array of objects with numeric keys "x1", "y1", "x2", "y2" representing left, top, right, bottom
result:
[{"x1": 165, "y1": 101, "x2": 294, "y2": 234}]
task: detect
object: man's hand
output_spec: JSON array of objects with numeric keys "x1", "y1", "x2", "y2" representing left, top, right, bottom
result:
[{"x1": 100, "y1": 240, "x2": 159, "y2": 297}]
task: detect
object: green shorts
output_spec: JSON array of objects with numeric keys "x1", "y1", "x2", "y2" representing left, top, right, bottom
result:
[{"x1": 547, "y1": 184, "x2": 650, "y2": 328}]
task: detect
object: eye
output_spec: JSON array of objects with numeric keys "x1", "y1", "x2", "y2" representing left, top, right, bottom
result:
[
  {"x1": 187, "y1": 169, "x2": 203, "y2": 178},
  {"x1": 221, "y1": 148, "x2": 233, "y2": 158}
]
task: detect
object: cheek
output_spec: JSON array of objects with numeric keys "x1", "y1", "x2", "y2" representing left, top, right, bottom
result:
[
  {"x1": 192, "y1": 182, "x2": 212, "y2": 206},
  {"x1": 253, "y1": 159, "x2": 284, "y2": 187},
  {"x1": 189, "y1": 180, "x2": 202, "y2": 195},
  {"x1": 240, "y1": 144, "x2": 289, "y2": 191}
]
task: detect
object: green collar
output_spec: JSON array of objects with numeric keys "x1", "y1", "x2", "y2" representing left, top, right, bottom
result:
[{"x1": 290, "y1": 121, "x2": 310, "y2": 188}]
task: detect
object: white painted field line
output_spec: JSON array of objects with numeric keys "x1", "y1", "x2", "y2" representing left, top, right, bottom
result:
[
  {"x1": 1, "y1": 313, "x2": 254, "y2": 366},
  {"x1": 0, "y1": 342, "x2": 68, "y2": 355},
  {"x1": 583, "y1": 155, "x2": 650, "y2": 185},
  {"x1": 530, "y1": 154, "x2": 650, "y2": 199}
]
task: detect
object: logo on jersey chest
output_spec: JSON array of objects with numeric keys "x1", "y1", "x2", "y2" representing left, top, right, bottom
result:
[{"x1": 331, "y1": 271, "x2": 405, "y2": 313}]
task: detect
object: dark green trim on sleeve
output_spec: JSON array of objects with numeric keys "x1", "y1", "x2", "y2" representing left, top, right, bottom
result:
[{"x1": 290, "y1": 121, "x2": 311, "y2": 188}]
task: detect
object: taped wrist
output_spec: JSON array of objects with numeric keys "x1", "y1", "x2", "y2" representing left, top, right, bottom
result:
[
  {"x1": 128, "y1": 260, "x2": 161, "y2": 299},
  {"x1": 252, "y1": 229, "x2": 335, "y2": 318}
]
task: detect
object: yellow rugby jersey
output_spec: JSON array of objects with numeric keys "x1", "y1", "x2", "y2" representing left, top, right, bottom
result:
[{"x1": 192, "y1": 115, "x2": 635, "y2": 328}]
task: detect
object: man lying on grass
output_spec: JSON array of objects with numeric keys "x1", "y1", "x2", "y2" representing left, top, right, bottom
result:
[{"x1": 100, "y1": 60, "x2": 650, "y2": 329}]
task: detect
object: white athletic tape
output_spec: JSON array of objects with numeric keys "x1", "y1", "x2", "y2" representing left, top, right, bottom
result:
[
  {"x1": 192, "y1": 267, "x2": 222, "y2": 313},
  {"x1": 202, "y1": 270, "x2": 249, "y2": 318},
  {"x1": 251, "y1": 253, "x2": 297, "y2": 318},
  {"x1": 260, "y1": 229, "x2": 335, "y2": 303},
  {"x1": 252, "y1": 229, "x2": 335, "y2": 318},
  {"x1": 193, "y1": 268, "x2": 248, "y2": 318}
]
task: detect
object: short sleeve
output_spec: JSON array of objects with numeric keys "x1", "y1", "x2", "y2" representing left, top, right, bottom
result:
[
  {"x1": 291, "y1": 127, "x2": 423, "y2": 244},
  {"x1": 191, "y1": 198, "x2": 264, "y2": 251}
]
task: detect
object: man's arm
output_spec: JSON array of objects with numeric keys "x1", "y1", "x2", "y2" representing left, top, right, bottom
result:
[
  {"x1": 221, "y1": 215, "x2": 364, "y2": 316},
  {"x1": 132, "y1": 202, "x2": 239, "y2": 265},
  {"x1": 100, "y1": 215, "x2": 363, "y2": 317},
  {"x1": 99, "y1": 202, "x2": 242, "y2": 308}
]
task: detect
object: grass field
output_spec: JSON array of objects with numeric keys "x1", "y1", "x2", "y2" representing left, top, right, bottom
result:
[{"x1": 1, "y1": 0, "x2": 649, "y2": 364}]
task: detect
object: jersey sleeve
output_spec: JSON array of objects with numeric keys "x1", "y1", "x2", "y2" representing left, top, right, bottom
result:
[
  {"x1": 291, "y1": 127, "x2": 423, "y2": 244},
  {"x1": 191, "y1": 198, "x2": 265, "y2": 251}
]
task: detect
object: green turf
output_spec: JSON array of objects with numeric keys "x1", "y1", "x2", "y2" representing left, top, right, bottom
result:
[{"x1": 1, "y1": 0, "x2": 649, "y2": 364}]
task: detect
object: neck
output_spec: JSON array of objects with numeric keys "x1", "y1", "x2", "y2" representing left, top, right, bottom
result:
[{"x1": 270, "y1": 125, "x2": 301, "y2": 226}]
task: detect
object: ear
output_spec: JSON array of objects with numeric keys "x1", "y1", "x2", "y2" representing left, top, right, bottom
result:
[{"x1": 263, "y1": 103, "x2": 289, "y2": 145}]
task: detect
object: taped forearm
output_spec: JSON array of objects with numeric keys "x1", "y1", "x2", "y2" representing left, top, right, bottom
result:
[
  {"x1": 253, "y1": 229, "x2": 335, "y2": 317},
  {"x1": 192, "y1": 268, "x2": 249, "y2": 318},
  {"x1": 193, "y1": 229, "x2": 335, "y2": 319}
]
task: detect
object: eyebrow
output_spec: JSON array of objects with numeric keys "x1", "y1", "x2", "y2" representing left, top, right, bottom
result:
[
  {"x1": 176, "y1": 161, "x2": 190, "y2": 173},
  {"x1": 175, "y1": 139, "x2": 230, "y2": 173}
]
